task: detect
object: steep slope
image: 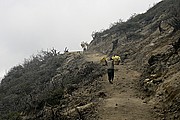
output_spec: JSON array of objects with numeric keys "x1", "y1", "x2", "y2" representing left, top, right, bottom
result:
[
  {"x1": 88, "y1": 0, "x2": 180, "y2": 60},
  {"x1": 1, "y1": 0, "x2": 180, "y2": 120},
  {"x1": 88, "y1": 0, "x2": 180, "y2": 119},
  {"x1": 0, "y1": 51, "x2": 106, "y2": 120}
]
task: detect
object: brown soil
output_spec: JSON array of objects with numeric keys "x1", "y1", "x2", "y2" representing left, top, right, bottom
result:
[{"x1": 85, "y1": 52, "x2": 157, "y2": 120}]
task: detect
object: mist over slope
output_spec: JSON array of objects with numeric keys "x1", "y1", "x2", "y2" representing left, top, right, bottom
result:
[{"x1": 0, "y1": 0, "x2": 180, "y2": 119}]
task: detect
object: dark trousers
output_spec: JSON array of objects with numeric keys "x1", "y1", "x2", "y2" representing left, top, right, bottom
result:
[{"x1": 107, "y1": 69, "x2": 114, "y2": 82}]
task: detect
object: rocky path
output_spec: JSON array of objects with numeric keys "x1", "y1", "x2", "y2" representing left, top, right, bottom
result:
[{"x1": 85, "y1": 52, "x2": 156, "y2": 120}]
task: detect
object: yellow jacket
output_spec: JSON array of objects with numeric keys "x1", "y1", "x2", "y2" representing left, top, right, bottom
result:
[
  {"x1": 112, "y1": 55, "x2": 121, "y2": 61},
  {"x1": 100, "y1": 57, "x2": 107, "y2": 65}
]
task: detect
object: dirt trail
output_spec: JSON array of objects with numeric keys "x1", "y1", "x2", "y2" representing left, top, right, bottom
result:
[
  {"x1": 85, "y1": 52, "x2": 156, "y2": 120},
  {"x1": 84, "y1": 52, "x2": 107, "y2": 63}
]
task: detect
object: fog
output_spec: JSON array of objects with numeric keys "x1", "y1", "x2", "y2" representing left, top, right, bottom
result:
[{"x1": 0, "y1": 0, "x2": 162, "y2": 78}]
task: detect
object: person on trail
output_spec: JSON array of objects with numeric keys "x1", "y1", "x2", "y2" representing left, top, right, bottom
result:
[
  {"x1": 107, "y1": 57, "x2": 114, "y2": 84},
  {"x1": 100, "y1": 57, "x2": 107, "y2": 66},
  {"x1": 158, "y1": 21, "x2": 165, "y2": 34},
  {"x1": 111, "y1": 39, "x2": 118, "y2": 52},
  {"x1": 112, "y1": 54, "x2": 121, "y2": 65}
]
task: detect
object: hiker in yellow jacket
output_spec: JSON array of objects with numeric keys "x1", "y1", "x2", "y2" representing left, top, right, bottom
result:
[
  {"x1": 112, "y1": 55, "x2": 121, "y2": 65},
  {"x1": 100, "y1": 57, "x2": 107, "y2": 66},
  {"x1": 106, "y1": 57, "x2": 114, "y2": 84}
]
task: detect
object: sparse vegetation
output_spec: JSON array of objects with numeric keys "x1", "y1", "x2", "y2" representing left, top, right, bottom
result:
[
  {"x1": 0, "y1": 48, "x2": 105, "y2": 119},
  {"x1": 1, "y1": 0, "x2": 180, "y2": 119}
]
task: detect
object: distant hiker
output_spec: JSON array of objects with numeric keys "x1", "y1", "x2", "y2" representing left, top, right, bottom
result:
[
  {"x1": 106, "y1": 57, "x2": 114, "y2": 84},
  {"x1": 158, "y1": 21, "x2": 164, "y2": 34},
  {"x1": 112, "y1": 55, "x2": 121, "y2": 65},
  {"x1": 112, "y1": 39, "x2": 118, "y2": 52}
]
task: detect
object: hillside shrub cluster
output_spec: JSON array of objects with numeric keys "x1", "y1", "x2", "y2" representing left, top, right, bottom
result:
[
  {"x1": 0, "y1": 49, "x2": 105, "y2": 120},
  {"x1": 0, "y1": 49, "x2": 65, "y2": 119}
]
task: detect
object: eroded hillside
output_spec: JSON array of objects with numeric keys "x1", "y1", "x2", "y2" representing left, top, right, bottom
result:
[
  {"x1": 0, "y1": 51, "x2": 106, "y2": 119},
  {"x1": 88, "y1": 0, "x2": 180, "y2": 119},
  {"x1": 1, "y1": 0, "x2": 180, "y2": 119}
]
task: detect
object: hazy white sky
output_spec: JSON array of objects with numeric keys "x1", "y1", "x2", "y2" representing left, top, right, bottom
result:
[{"x1": 0, "y1": 0, "x2": 162, "y2": 78}]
